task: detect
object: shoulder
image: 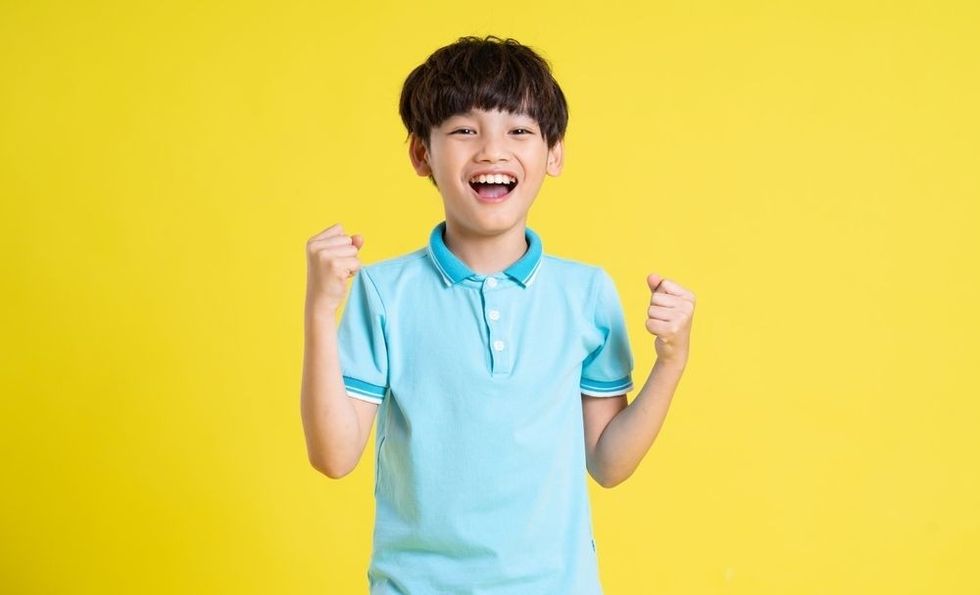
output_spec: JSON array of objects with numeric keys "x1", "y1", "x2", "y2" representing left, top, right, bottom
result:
[
  {"x1": 540, "y1": 254, "x2": 627, "y2": 327},
  {"x1": 359, "y1": 247, "x2": 429, "y2": 283},
  {"x1": 540, "y1": 252, "x2": 610, "y2": 291},
  {"x1": 354, "y1": 246, "x2": 442, "y2": 310}
]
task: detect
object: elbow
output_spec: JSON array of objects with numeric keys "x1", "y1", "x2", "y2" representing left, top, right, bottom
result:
[
  {"x1": 309, "y1": 454, "x2": 354, "y2": 479},
  {"x1": 598, "y1": 474, "x2": 632, "y2": 489},
  {"x1": 590, "y1": 465, "x2": 633, "y2": 489},
  {"x1": 600, "y1": 475, "x2": 629, "y2": 490},
  {"x1": 595, "y1": 475, "x2": 623, "y2": 489},
  {"x1": 588, "y1": 460, "x2": 611, "y2": 488},
  {"x1": 589, "y1": 468, "x2": 613, "y2": 489}
]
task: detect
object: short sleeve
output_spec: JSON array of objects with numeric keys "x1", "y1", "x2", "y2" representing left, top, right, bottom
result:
[
  {"x1": 337, "y1": 268, "x2": 389, "y2": 404},
  {"x1": 580, "y1": 268, "x2": 634, "y2": 397}
]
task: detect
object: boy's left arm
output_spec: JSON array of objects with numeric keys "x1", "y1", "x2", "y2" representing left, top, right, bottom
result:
[{"x1": 583, "y1": 273, "x2": 695, "y2": 489}]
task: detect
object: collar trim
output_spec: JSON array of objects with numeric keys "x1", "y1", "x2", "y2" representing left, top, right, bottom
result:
[{"x1": 426, "y1": 221, "x2": 542, "y2": 288}]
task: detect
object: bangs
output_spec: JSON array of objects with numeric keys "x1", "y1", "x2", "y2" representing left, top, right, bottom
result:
[{"x1": 400, "y1": 36, "x2": 568, "y2": 149}]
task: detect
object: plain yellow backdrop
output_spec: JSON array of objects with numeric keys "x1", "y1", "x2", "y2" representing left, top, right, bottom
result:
[{"x1": 2, "y1": 1, "x2": 978, "y2": 593}]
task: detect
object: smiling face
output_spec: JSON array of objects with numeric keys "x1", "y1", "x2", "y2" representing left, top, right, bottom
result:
[{"x1": 409, "y1": 108, "x2": 564, "y2": 239}]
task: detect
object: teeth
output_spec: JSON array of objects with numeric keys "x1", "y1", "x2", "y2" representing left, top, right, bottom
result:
[{"x1": 470, "y1": 174, "x2": 516, "y2": 184}]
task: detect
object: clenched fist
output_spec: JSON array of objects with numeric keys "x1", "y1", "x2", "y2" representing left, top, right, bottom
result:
[
  {"x1": 645, "y1": 273, "x2": 695, "y2": 365},
  {"x1": 306, "y1": 223, "x2": 365, "y2": 312}
]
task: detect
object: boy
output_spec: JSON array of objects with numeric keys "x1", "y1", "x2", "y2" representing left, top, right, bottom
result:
[{"x1": 301, "y1": 35, "x2": 695, "y2": 594}]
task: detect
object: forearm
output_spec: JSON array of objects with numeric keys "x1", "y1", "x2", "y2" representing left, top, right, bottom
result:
[
  {"x1": 591, "y1": 357, "x2": 687, "y2": 487},
  {"x1": 300, "y1": 295, "x2": 362, "y2": 477}
]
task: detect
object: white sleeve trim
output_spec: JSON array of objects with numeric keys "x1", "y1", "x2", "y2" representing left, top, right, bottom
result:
[
  {"x1": 581, "y1": 385, "x2": 633, "y2": 397},
  {"x1": 346, "y1": 390, "x2": 382, "y2": 404}
]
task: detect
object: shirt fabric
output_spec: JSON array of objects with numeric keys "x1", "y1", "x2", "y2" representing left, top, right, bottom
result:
[{"x1": 338, "y1": 220, "x2": 634, "y2": 594}]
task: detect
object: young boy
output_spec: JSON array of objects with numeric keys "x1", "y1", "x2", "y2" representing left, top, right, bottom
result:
[{"x1": 301, "y1": 35, "x2": 695, "y2": 594}]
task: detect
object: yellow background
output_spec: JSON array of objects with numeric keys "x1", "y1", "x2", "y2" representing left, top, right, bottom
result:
[{"x1": 2, "y1": 1, "x2": 977, "y2": 593}]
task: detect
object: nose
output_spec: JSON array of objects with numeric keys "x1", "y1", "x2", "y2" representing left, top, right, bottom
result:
[{"x1": 475, "y1": 132, "x2": 510, "y2": 162}]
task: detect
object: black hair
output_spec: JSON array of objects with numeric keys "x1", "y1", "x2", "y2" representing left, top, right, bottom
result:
[{"x1": 399, "y1": 35, "x2": 569, "y2": 150}]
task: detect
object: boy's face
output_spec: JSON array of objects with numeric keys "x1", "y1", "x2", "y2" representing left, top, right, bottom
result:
[{"x1": 409, "y1": 108, "x2": 563, "y2": 239}]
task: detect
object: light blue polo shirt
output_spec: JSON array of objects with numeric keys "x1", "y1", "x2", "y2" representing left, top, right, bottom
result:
[{"x1": 338, "y1": 220, "x2": 634, "y2": 594}]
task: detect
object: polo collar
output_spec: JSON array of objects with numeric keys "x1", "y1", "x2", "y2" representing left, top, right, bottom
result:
[{"x1": 427, "y1": 221, "x2": 543, "y2": 288}]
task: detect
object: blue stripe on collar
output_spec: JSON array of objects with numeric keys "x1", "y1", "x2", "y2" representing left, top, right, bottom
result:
[{"x1": 427, "y1": 221, "x2": 542, "y2": 288}]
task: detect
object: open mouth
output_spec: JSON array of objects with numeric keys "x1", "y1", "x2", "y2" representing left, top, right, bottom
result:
[{"x1": 468, "y1": 177, "x2": 518, "y2": 201}]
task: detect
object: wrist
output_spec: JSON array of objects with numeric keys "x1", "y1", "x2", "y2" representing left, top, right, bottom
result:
[
  {"x1": 655, "y1": 351, "x2": 688, "y2": 371},
  {"x1": 305, "y1": 293, "x2": 340, "y2": 318}
]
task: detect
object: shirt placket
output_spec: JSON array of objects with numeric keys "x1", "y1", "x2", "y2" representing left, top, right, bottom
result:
[{"x1": 481, "y1": 275, "x2": 513, "y2": 376}]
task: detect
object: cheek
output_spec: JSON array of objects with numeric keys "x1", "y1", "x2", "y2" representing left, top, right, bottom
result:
[{"x1": 434, "y1": 170, "x2": 460, "y2": 190}]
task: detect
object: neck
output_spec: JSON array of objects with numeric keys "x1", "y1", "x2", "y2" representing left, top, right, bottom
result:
[{"x1": 444, "y1": 220, "x2": 528, "y2": 275}]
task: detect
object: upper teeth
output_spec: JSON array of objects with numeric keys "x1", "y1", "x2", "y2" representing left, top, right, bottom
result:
[{"x1": 470, "y1": 174, "x2": 516, "y2": 184}]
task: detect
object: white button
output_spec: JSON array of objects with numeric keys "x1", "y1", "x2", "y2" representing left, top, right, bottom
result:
[
  {"x1": 485, "y1": 277, "x2": 498, "y2": 288},
  {"x1": 488, "y1": 309, "x2": 500, "y2": 321},
  {"x1": 493, "y1": 340, "x2": 505, "y2": 351}
]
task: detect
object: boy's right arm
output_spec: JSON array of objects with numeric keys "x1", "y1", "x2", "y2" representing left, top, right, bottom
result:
[{"x1": 301, "y1": 223, "x2": 379, "y2": 478}]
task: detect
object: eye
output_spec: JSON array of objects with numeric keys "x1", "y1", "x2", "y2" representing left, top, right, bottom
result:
[
  {"x1": 451, "y1": 128, "x2": 476, "y2": 135},
  {"x1": 512, "y1": 128, "x2": 534, "y2": 135}
]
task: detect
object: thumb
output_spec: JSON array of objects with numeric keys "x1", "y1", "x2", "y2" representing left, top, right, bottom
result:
[
  {"x1": 647, "y1": 273, "x2": 665, "y2": 293},
  {"x1": 351, "y1": 234, "x2": 365, "y2": 250}
]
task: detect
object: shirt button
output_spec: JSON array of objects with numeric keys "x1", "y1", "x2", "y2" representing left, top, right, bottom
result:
[
  {"x1": 486, "y1": 277, "x2": 498, "y2": 289},
  {"x1": 493, "y1": 340, "x2": 505, "y2": 351},
  {"x1": 488, "y1": 309, "x2": 500, "y2": 321}
]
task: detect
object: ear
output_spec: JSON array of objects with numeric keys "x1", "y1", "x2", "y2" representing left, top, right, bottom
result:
[
  {"x1": 546, "y1": 139, "x2": 564, "y2": 177},
  {"x1": 408, "y1": 134, "x2": 432, "y2": 176}
]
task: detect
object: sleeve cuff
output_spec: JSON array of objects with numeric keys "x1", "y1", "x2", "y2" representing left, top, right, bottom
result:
[
  {"x1": 343, "y1": 375, "x2": 386, "y2": 403},
  {"x1": 346, "y1": 390, "x2": 383, "y2": 404},
  {"x1": 580, "y1": 375, "x2": 633, "y2": 397}
]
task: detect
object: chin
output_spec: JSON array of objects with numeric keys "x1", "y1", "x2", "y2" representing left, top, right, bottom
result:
[{"x1": 451, "y1": 214, "x2": 525, "y2": 237}]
